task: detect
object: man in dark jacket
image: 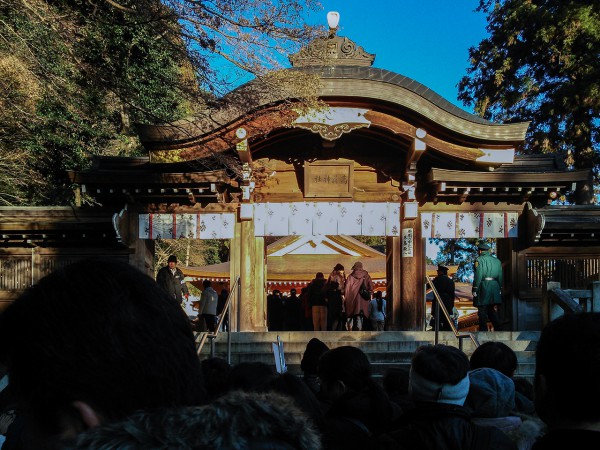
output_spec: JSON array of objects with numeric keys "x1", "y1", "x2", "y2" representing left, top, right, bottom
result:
[
  {"x1": 267, "y1": 290, "x2": 284, "y2": 331},
  {"x1": 283, "y1": 288, "x2": 303, "y2": 331},
  {"x1": 379, "y1": 344, "x2": 516, "y2": 450},
  {"x1": 431, "y1": 265, "x2": 455, "y2": 331},
  {"x1": 472, "y1": 242, "x2": 503, "y2": 331},
  {"x1": 308, "y1": 273, "x2": 328, "y2": 331},
  {"x1": 156, "y1": 255, "x2": 189, "y2": 303}
]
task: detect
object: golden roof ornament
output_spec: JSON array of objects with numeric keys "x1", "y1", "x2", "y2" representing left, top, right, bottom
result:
[{"x1": 289, "y1": 11, "x2": 376, "y2": 67}]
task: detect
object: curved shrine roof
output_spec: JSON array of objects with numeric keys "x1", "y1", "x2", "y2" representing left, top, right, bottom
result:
[{"x1": 136, "y1": 29, "x2": 528, "y2": 153}]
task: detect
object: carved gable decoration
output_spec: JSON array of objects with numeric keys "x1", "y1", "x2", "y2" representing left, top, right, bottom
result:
[
  {"x1": 293, "y1": 107, "x2": 371, "y2": 141},
  {"x1": 289, "y1": 35, "x2": 375, "y2": 67}
]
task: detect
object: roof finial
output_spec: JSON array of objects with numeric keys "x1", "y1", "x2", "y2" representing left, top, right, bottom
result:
[{"x1": 327, "y1": 11, "x2": 340, "y2": 36}]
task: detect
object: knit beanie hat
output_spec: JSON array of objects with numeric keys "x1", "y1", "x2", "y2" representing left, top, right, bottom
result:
[
  {"x1": 409, "y1": 366, "x2": 470, "y2": 406},
  {"x1": 464, "y1": 367, "x2": 516, "y2": 417}
]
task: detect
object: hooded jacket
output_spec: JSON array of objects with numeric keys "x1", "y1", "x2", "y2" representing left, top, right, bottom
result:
[{"x1": 344, "y1": 268, "x2": 373, "y2": 317}]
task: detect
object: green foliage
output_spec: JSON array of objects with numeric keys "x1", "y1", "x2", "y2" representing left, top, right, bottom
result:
[
  {"x1": 154, "y1": 238, "x2": 229, "y2": 279},
  {"x1": 430, "y1": 238, "x2": 495, "y2": 282},
  {"x1": 1, "y1": 0, "x2": 322, "y2": 206},
  {"x1": 458, "y1": 0, "x2": 599, "y2": 199},
  {"x1": 201, "y1": 239, "x2": 231, "y2": 265},
  {"x1": 352, "y1": 236, "x2": 386, "y2": 253},
  {"x1": 0, "y1": 0, "x2": 198, "y2": 205}
]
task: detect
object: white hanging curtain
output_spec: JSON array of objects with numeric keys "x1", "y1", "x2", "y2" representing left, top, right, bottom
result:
[
  {"x1": 420, "y1": 212, "x2": 518, "y2": 239},
  {"x1": 253, "y1": 202, "x2": 401, "y2": 237}
]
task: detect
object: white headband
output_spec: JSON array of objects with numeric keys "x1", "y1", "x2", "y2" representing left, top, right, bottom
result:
[{"x1": 409, "y1": 366, "x2": 470, "y2": 406}]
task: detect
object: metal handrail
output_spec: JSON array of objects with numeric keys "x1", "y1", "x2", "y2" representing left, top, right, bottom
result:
[
  {"x1": 196, "y1": 276, "x2": 240, "y2": 363},
  {"x1": 425, "y1": 275, "x2": 479, "y2": 351}
]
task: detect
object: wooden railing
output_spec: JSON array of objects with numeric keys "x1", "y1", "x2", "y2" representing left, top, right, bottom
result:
[
  {"x1": 527, "y1": 257, "x2": 600, "y2": 289},
  {"x1": 425, "y1": 275, "x2": 479, "y2": 351},
  {"x1": 195, "y1": 276, "x2": 240, "y2": 363},
  {"x1": 544, "y1": 281, "x2": 600, "y2": 325}
]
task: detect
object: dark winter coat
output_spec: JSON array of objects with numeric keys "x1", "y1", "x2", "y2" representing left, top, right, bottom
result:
[
  {"x1": 156, "y1": 266, "x2": 189, "y2": 302},
  {"x1": 322, "y1": 380, "x2": 402, "y2": 450},
  {"x1": 283, "y1": 293, "x2": 303, "y2": 331},
  {"x1": 325, "y1": 284, "x2": 344, "y2": 317},
  {"x1": 267, "y1": 294, "x2": 284, "y2": 331},
  {"x1": 432, "y1": 274, "x2": 455, "y2": 313},
  {"x1": 379, "y1": 402, "x2": 517, "y2": 450},
  {"x1": 308, "y1": 278, "x2": 327, "y2": 307}
]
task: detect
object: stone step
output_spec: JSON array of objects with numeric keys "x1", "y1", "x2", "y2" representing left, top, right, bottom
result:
[
  {"x1": 231, "y1": 351, "x2": 415, "y2": 364},
  {"x1": 201, "y1": 331, "x2": 540, "y2": 346},
  {"x1": 198, "y1": 331, "x2": 539, "y2": 383},
  {"x1": 205, "y1": 341, "x2": 432, "y2": 354}
]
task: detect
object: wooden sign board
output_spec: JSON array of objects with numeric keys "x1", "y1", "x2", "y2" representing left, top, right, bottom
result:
[{"x1": 304, "y1": 161, "x2": 354, "y2": 198}]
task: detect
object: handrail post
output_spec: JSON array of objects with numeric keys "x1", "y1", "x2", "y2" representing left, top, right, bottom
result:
[
  {"x1": 425, "y1": 275, "x2": 479, "y2": 351},
  {"x1": 434, "y1": 294, "x2": 440, "y2": 345},
  {"x1": 227, "y1": 299, "x2": 232, "y2": 365},
  {"x1": 237, "y1": 275, "x2": 241, "y2": 332},
  {"x1": 195, "y1": 276, "x2": 240, "y2": 358}
]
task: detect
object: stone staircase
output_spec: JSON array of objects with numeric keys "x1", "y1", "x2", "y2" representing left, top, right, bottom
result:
[{"x1": 198, "y1": 331, "x2": 539, "y2": 383}]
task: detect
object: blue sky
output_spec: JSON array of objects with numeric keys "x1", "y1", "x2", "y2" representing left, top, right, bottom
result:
[
  {"x1": 304, "y1": 1, "x2": 491, "y2": 259},
  {"x1": 305, "y1": 1, "x2": 489, "y2": 111}
]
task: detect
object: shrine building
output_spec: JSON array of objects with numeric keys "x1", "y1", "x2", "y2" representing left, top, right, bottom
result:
[{"x1": 1, "y1": 16, "x2": 598, "y2": 331}]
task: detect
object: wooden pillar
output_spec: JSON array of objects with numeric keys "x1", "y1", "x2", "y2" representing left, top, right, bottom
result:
[
  {"x1": 386, "y1": 236, "x2": 402, "y2": 330},
  {"x1": 497, "y1": 238, "x2": 517, "y2": 330},
  {"x1": 237, "y1": 219, "x2": 267, "y2": 331},
  {"x1": 400, "y1": 218, "x2": 424, "y2": 330},
  {"x1": 254, "y1": 236, "x2": 266, "y2": 329},
  {"x1": 229, "y1": 222, "x2": 242, "y2": 331}
]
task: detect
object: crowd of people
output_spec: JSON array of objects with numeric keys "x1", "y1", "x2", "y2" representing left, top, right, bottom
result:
[
  {"x1": 1, "y1": 258, "x2": 599, "y2": 449},
  {"x1": 268, "y1": 262, "x2": 387, "y2": 332}
]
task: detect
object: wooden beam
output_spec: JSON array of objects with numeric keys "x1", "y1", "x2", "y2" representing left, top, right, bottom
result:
[
  {"x1": 405, "y1": 129, "x2": 427, "y2": 182},
  {"x1": 428, "y1": 168, "x2": 590, "y2": 184},
  {"x1": 236, "y1": 127, "x2": 252, "y2": 164}
]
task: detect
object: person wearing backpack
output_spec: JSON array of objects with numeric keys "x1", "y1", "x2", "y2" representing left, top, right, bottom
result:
[{"x1": 344, "y1": 262, "x2": 373, "y2": 331}]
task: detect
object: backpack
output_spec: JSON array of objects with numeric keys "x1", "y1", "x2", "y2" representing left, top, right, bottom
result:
[{"x1": 359, "y1": 279, "x2": 371, "y2": 301}]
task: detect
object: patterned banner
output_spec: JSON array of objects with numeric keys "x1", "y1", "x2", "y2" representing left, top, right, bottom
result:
[
  {"x1": 139, "y1": 213, "x2": 235, "y2": 239},
  {"x1": 337, "y1": 202, "x2": 364, "y2": 235},
  {"x1": 253, "y1": 202, "x2": 401, "y2": 237},
  {"x1": 314, "y1": 202, "x2": 339, "y2": 235},
  {"x1": 421, "y1": 212, "x2": 518, "y2": 239},
  {"x1": 288, "y1": 202, "x2": 314, "y2": 236},
  {"x1": 139, "y1": 209, "x2": 517, "y2": 240}
]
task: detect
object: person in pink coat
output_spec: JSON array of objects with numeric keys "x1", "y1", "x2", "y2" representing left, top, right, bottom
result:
[{"x1": 344, "y1": 261, "x2": 373, "y2": 331}]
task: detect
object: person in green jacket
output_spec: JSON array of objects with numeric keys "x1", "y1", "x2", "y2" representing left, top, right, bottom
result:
[{"x1": 472, "y1": 242, "x2": 503, "y2": 331}]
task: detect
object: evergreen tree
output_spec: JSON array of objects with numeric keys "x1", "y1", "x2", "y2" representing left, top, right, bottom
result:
[
  {"x1": 431, "y1": 238, "x2": 495, "y2": 282},
  {"x1": 458, "y1": 0, "x2": 599, "y2": 202}
]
